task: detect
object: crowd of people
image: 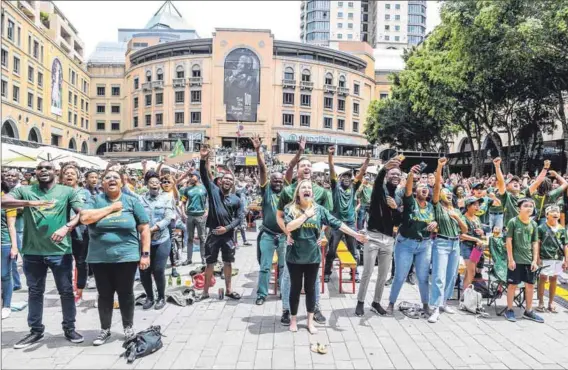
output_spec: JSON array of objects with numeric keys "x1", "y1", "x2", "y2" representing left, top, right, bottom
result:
[{"x1": 1, "y1": 139, "x2": 567, "y2": 350}]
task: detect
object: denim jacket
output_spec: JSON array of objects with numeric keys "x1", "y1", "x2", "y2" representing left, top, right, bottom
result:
[{"x1": 139, "y1": 191, "x2": 175, "y2": 244}]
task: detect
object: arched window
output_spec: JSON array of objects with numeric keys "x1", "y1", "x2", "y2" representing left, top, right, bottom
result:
[
  {"x1": 27, "y1": 127, "x2": 41, "y2": 143},
  {"x1": 1, "y1": 120, "x2": 19, "y2": 139},
  {"x1": 338, "y1": 75, "x2": 346, "y2": 87},
  {"x1": 68, "y1": 138, "x2": 77, "y2": 151},
  {"x1": 145, "y1": 70, "x2": 152, "y2": 82},
  {"x1": 192, "y1": 64, "x2": 201, "y2": 78},
  {"x1": 324, "y1": 72, "x2": 333, "y2": 85},
  {"x1": 301, "y1": 69, "x2": 311, "y2": 82},
  {"x1": 156, "y1": 68, "x2": 163, "y2": 81},
  {"x1": 176, "y1": 65, "x2": 185, "y2": 79},
  {"x1": 96, "y1": 143, "x2": 107, "y2": 156},
  {"x1": 81, "y1": 141, "x2": 88, "y2": 154},
  {"x1": 284, "y1": 67, "x2": 294, "y2": 80}
]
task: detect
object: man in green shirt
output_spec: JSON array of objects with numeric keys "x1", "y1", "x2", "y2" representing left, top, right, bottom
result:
[
  {"x1": 529, "y1": 170, "x2": 568, "y2": 225},
  {"x1": 1, "y1": 161, "x2": 85, "y2": 348},
  {"x1": 504, "y1": 198, "x2": 542, "y2": 323},
  {"x1": 180, "y1": 171, "x2": 208, "y2": 265},
  {"x1": 356, "y1": 175, "x2": 373, "y2": 231}
]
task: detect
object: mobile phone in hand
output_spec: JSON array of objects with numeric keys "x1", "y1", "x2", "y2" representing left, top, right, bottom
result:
[{"x1": 419, "y1": 162, "x2": 428, "y2": 173}]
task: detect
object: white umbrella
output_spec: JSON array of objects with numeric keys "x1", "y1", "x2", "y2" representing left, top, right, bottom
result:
[
  {"x1": 35, "y1": 146, "x2": 108, "y2": 169},
  {"x1": 126, "y1": 161, "x2": 179, "y2": 173},
  {"x1": 1, "y1": 144, "x2": 41, "y2": 164},
  {"x1": 311, "y1": 162, "x2": 351, "y2": 175},
  {"x1": 364, "y1": 165, "x2": 383, "y2": 175}
]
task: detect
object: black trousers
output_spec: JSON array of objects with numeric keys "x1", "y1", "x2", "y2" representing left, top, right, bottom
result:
[
  {"x1": 91, "y1": 262, "x2": 138, "y2": 330},
  {"x1": 71, "y1": 237, "x2": 88, "y2": 290},
  {"x1": 325, "y1": 222, "x2": 360, "y2": 276},
  {"x1": 141, "y1": 239, "x2": 171, "y2": 301},
  {"x1": 287, "y1": 262, "x2": 319, "y2": 316}
]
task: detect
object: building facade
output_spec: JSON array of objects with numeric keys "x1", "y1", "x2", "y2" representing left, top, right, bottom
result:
[{"x1": 375, "y1": 0, "x2": 427, "y2": 49}]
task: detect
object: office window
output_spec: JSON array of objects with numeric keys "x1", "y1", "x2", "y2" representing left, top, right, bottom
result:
[
  {"x1": 337, "y1": 33, "x2": 343, "y2": 39},
  {"x1": 175, "y1": 91, "x2": 184, "y2": 103},
  {"x1": 86, "y1": 102, "x2": 89, "y2": 111},
  {"x1": 191, "y1": 90, "x2": 201, "y2": 103},
  {"x1": 68, "y1": 91, "x2": 72, "y2": 104},
  {"x1": 300, "y1": 94, "x2": 311, "y2": 107},
  {"x1": 156, "y1": 69, "x2": 163, "y2": 81},
  {"x1": 97, "y1": 86, "x2": 105, "y2": 96},
  {"x1": 338, "y1": 23, "x2": 343, "y2": 29},
  {"x1": 302, "y1": 69, "x2": 311, "y2": 82},
  {"x1": 191, "y1": 111, "x2": 201, "y2": 124},
  {"x1": 1, "y1": 80, "x2": 7, "y2": 98},
  {"x1": 74, "y1": 114, "x2": 77, "y2": 126},
  {"x1": 353, "y1": 83, "x2": 360, "y2": 96},
  {"x1": 71, "y1": 71, "x2": 76, "y2": 85},
  {"x1": 284, "y1": 67, "x2": 294, "y2": 80},
  {"x1": 283, "y1": 92, "x2": 294, "y2": 105},
  {"x1": 13, "y1": 56, "x2": 20, "y2": 74},
  {"x1": 338, "y1": 12, "x2": 343, "y2": 18},
  {"x1": 395, "y1": 3, "x2": 401, "y2": 9},
  {"x1": 324, "y1": 96, "x2": 333, "y2": 109},
  {"x1": 33, "y1": 40, "x2": 39, "y2": 59},
  {"x1": 192, "y1": 65, "x2": 201, "y2": 78},
  {"x1": 385, "y1": 14, "x2": 390, "y2": 20},
  {"x1": 145, "y1": 114, "x2": 151, "y2": 126},
  {"x1": 395, "y1": 25, "x2": 400, "y2": 31},
  {"x1": 12, "y1": 85, "x2": 19, "y2": 102},
  {"x1": 82, "y1": 80, "x2": 87, "y2": 93},
  {"x1": 348, "y1": 12, "x2": 353, "y2": 19},
  {"x1": 348, "y1": 23, "x2": 353, "y2": 29},
  {"x1": 175, "y1": 112, "x2": 184, "y2": 124},
  {"x1": 385, "y1": 25, "x2": 390, "y2": 31},
  {"x1": 300, "y1": 115, "x2": 310, "y2": 127},
  {"x1": 85, "y1": 120, "x2": 89, "y2": 129},
  {"x1": 134, "y1": 77, "x2": 139, "y2": 89},
  {"x1": 283, "y1": 113, "x2": 294, "y2": 126},
  {"x1": 380, "y1": 93, "x2": 389, "y2": 99},
  {"x1": 338, "y1": 1, "x2": 343, "y2": 6},
  {"x1": 27, "y1": 92, "x2": 33, "y2": 108},
  {"x1": 111, "y1": 105, "x2": 120, "y2": 114},
  {"x1": 353, "y1": 120, "x2": 359, "y2": 133},
  {"x1": 68, "y1": 111, "x2": 72, "y2": 123},
  {"x1": 395, "y1": 14, "x2": 400, "y2": 20},
  {"x1": 325, "y1": 73, "x2": 333, "y2": 85},
  {"x1": 80, "y1": 117, "x2": 84, "y2": 127},
  {"x1": 1, "y1": 49, "x2": 7, "y2": 67},
  {"x1": 37, "y1": 72, "x2": 43, "y2": 87},
  {"x1": 74, "y1": 94, "x2": 77, "y2": 106},
  {"x1": 146, "y1": 70, "x2": 152, "y2": 82},
  {"x1": 111, "y1": 121, "x2": 120, "y2": 131},
  {"x1": 145, "y1": 94, "x2": 151, "y2": 106},
  {"x1": 97, "y1": 121, "x2": 105, "y2": 131},
  {"x1": 338, "y1": 99, "x2": 345, "y2": 112},
  {"x1": 37, "y1": 97, "x2": 43, "y2": 112},
  {"x1": 337, "y1": 118, "x2": 345, "y2": 130},
  {"x1": 111, "y1": 86, "x2": 120, "y2": 96},
  {"x1": 7, "y1": 20, "x2": 14, "y2": 41},
  {"x1": 134, "y1": 97, "x2": 139, "y2": 109},
  {"x1": 385, "y1": 4, "x2": 391, "y2": 9},
  {"x1": 133, "y1": 116, "x2": 138, "y2": 128},
  {"x1": 155, "y1": 113, "x2": 163, "y2": 125},
  {"x1": 395, "y1": 36, "x2": 400, "y2": 41},
  {"x1": 96, "y1": 104, "x2": 105, "y2": 114},
  {"x1": 385, "y1": 35, "x2": 390, "y2": 41},
  {"x1": 347, "y1": 34, "x2": 353, "y2": 40},
  {"x1": 81, "y1": 99, "x2": 84, "y2": 110},
  {"x1": 353, "y1": 102, "x2": 360, "y2": 114},
  {"x1": 28, "y1": 65, "x2": 34, "y2": 83},
  {"x1": 324, "y1": 117, "x2": 332, "y2": 129},
  {"x1": 155, "y1": 92, "x2": 163, "y2": 105},
  {"x1": 176, "y1": 65, "x2": 185, "y2": 78},
  {"x1": 348, "y1": 2, "x2": 353, "y2": 7}
]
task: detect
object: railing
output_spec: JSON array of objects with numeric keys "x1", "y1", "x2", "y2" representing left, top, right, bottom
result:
[
  {"x1": 300, "y1": 81, "x2": 314, "y2": 90},
  {"x1": 282, "y1": 79, "x2": 296, "y2": 88},
  {"x1": 338, "y1": 86, "x2": 350, "y2": 96},
  {"x1": 152, "y1": 80, "x2": 164, "y2": 89},
  {"x1": 142, "y1": 82, "x2": 152, "y2": 91},
  {"x1": 173, "y1": 78, "x2": 186, "y2": 88},
  {"x1": 189, "y1": 77, "x2": 203, "y2": 86},
  {"x1": 324, "y1": 84, "x2": 337, "y2": 93}
]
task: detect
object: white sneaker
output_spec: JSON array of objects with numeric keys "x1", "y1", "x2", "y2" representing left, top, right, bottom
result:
[
  {"x1": 86, "y1": 277, "x2": 96, "y2": 289},
  {"x1": 2, "y1": 307, "x2": 11, "y2": 319},
  {"x1": 428, "y1": 308, "x2": 440, "y2": 323},
  {"x1": 440, "y1": 305, "x2": 456, "y2": 314},
  {"x1": 94, "y1": 294, "x2": 99, "y2": 308}
]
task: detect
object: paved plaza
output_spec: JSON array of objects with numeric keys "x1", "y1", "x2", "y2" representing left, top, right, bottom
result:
[{"x1": 2, "y1": 230, "x2": 568, "y2": 369}]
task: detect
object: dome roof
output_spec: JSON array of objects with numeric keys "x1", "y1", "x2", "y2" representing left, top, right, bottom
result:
[{"x1": 144, "y1": 1, "x2": 193, "y2": 30}]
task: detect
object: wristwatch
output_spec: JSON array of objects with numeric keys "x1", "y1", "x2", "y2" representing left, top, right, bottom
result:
[{"x1": 141, "y1": 251, "x2": 150, "y2": 257}]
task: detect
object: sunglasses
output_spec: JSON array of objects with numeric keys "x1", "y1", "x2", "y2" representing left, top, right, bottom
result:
[
  {"x1": 161, "y1": 180, "x2": 171, "y2": 184},
  {"x1": 104, "y1": 175, "x2": 120, "y2": 180},
  {"x1": 36, "y1": 166, "x2": 53, "y2": 170}
]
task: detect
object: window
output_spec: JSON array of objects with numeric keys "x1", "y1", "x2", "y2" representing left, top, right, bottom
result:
[
  {"x1": 71, "y1": 71, "x2": 76, "y2": 85},
  {"x1": 380, "y1": 93, "x2": 389, "y2": 100},
  {"x1": 191, "y1": 90, "x2": 201, "y2": 103},
  {"x1": 81, "y1": 117, "x2": 84, "y2": 127},
  {"x1": 86, "y1": 102, "x2": 89, "y2": 111},
  {"x1": 40, "y1": 45, "x2": 44, "y2": 63},
  {"x1": 74, "y1": 94, "x2": 77, "y2": 106},
  {"x1": 145, "y1": 114, "x2": 151, "y2": 126},
  {"x1": 353, "y1": 102, "x2": 359, "y2": 114},
  {"x1": 348, "y1": 12, "x2": 353, "y2": 19},
  {"x1": 385, "y1": 4, "x2": 391, "y2": 9},
  {"x1": 348, "y1": 2, "x2": 353, "y2": 7},
  {"x1": 324, "y1": 73, "x2": 333, "y2": 85},
  {"x1": 353, "y1": 120, "x2": 359, "y2": 133},
  {"x1": 353, "y1": 83, "x2": 360, "y2": 96},
  {"x1": 300, "y1": 94, "x2": 311, "y2": 107},
  {"x1": 134, "y1": 97, "x2": 139, "y2": 109},
  {"x1": 1, "y1": 80, "x2": 7, "y2": 98},
  {"x1": 37, "y1": 72, "x2": 43, "y2": 87},
  {"x1": 395, "y1": 36, "x2": 400, "y2": 41},
  {"x1": 96, "y1": 104, "x2": 105, "y2": 114},
  {"x1": 337, "y1": 23, "x2": 343, "y2": 29},
  {"x1": 395, "y1": 3, "x2": 401, "y2": 9},
  {"x1": 348, "y1": 23, "x2": 353, "y2": 29},
  {"x1": 385, "y1": 25, "x2": 390, "y2": 31},
  {"x1": 155, "y1": 113, "x2": 163, "y2": 125},
  {"x1": 74, "y1": 114, "x2": 77, "y2": 126},
  {"x1": 338, "y1": 12, "x2": 343, "y2": 18},
  {"x1": 28, "y1": 65, "x2": 34, "y2": 83},
  {"x1": 302, "y1": 70, "x2": 311, "y2": 82},
  {"x1": 82, "y1": 80, "x2": 87, "y2": 93},
  {"x1": 81, "y1": 99, "x2": 84, "y2": 110},
  {"x1": 395, "y1": 15, "x2": 400, "y2": 20},
  {"x1": 68, "y1": 91, "x2": 72, "y2": 104},
  {"x1": 347, "y1": 34, "x2": 353, "y2": 40},
  {"x1": 337, "y1": 118, "x2": 345, "y2": 130},
  {"x1": 68, "y1": 112, "x2": 72, "y2": 123},
  {"x1": 13, "y1": 56, "x2": 20, "y2": 74},
  {"x1": 175, "y1": 91, "x2": 184, "y2": 103},
  {"x1": 37, "y1": 97, "x2": 43, "y2": 112},
  {"x1": 97, "y1": 86, "x2": 105, "y2": 96},
  {"x1": 385, "y1": 35, "x2": 390, "y2": 41},
  {"x1": 175, "y1": 112, "x2": 184, "y2": 124},
  {"x1": 338, "y1": 99, "x2": 345, "y2": 112},
  {"x1": 300, "y1": 115, "x2": 310, "y2": 127},
  {"x1": 156, "y1": 68, "x2": 163, "y2": 81},
  {"x1": 284, "y1": 67, "x2": 294, "y2": 80},
  {"x1": 111, "y1": 86, "x2": 120, "y2": 96},
  {"x1": 111, "y1": 121, "x2": 120, "y2": 131},
  {"x1": 133, "y1": 116, "x2": 138, "y2": 128},
  {"x1": 146, "y1": 70, "x2": 152, "y2": 82},
  {"x1": 385, "y1": 14, "x2": 390, "y2": 20},
  {"x1": 191, "y1": 111, "x2": 201, "y2": 124},
  {"x1": 283, "y1": 92, "x2": 294, "y2": 105},
  {"x1": 51, "y1": 135, "x2": 60, "y2": 147},
  {"x1": 192, "y1": 65, "x2": 201, "y2": 77},
  {"x1": 324, "y1": 96, "x2": 333, "y2": 109},
  {"x1": 324, "y1": 117, "x2": 332, "y2": 129},
  {"x1": 12, "y1": 85, "x2": 19, "y2": 102},
  {"x1": 27, "y1": 92, "x2": 33, "y2": 108},
  {"x1": 111, "y1": 105, "x2": 120, "y2": 114},
  {"x1": 339, "y1": 75, "x2": 346, "y2": 88},
  {"x1": 176, "y1": 65, "x2": 184, "y2": 79},
  {"x1": 85, "y1": 120, "x2": 89, "y2": 129},
  {"x1": 337, "y1": 33, "x2": 343, "y2": 39},
  {"x1": 97, "y1": 121, "x2": 105, "y2": 131},
  {"x1": 7, "y1": 20, "x2": 14, "y2": 41},
  {"x1": 395, "y1": 25, "x2": 400, "y2": 31},
  {"x1": 338, "y1": 1, "x2": 343, "y2": 6},
  {"x1": 155, "y1": 92, "x2": 163, "y2": 105},
  {"x1": 283, "y1": 113, "x2": 294, "y2": 126},
  {"x1": 145, "y1": 94, "x2": 151, "y2": 106},
  {"x1": 1, "y1": 49, "x2": 7, "y2": 68},
  {"x1": 134, "y1": 78, "x2": 139, "y2": 89},
  {"x1": 33, "y1": 40, "x2": 39, "y2": 59}
]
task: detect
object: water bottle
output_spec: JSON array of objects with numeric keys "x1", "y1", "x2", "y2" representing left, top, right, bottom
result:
[
  {"x1": 168, "y1": 275, "x2": 173, "y2": 287},
  {"x1": 176, "y1": 275, "x2": 182, "y2": 286}
]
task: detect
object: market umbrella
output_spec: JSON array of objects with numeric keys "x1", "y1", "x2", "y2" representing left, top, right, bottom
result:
[{"x1": 311, "y1": 162, "x2": 351, "y2": 175}]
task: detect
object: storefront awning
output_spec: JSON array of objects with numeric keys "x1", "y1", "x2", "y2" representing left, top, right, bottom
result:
[{"x1": 278, "y1": 133, "x2": 364, "y2": 146}]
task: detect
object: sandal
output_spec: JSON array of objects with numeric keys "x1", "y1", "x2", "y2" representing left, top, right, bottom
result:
[
  {"x1": 535, "y1": 305, "x2": 546, "y2": 313},
  {"x1": 548, "y1": 305, "x2": 558, "y2": 314},
  {"x1": 310, "y1": 343, "x2": 328, "y2": 355},
  {"x1": 401, "y1": 307, "x2": 421, "y2": 319},
  {"x1": 226, "y1": 291, "x2": 241, "y2": 300}
]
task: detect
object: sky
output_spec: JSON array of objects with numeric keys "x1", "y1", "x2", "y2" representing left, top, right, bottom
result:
[{"x1": 54, "y1": 0, "x2": 442, "y2": 59}]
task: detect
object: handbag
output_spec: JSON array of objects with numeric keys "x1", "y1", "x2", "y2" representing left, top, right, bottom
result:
[
  {"x1": 459, "y1": 285, "x2": 484, "y2": 315},
  {"x1": 469, "y1": 245, "x2": 484, "y2": 263},
  {"x1": 122, "y1": 326, "x2": 165, "y2": 364}
]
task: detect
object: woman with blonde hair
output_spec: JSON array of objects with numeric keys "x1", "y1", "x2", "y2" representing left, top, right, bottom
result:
[
  {"x1": 159, "y1": 173, "x2": 181, "y2": 277},
  {"x1": 284, "y1": 179, "x2": 367, "y2": 334}
]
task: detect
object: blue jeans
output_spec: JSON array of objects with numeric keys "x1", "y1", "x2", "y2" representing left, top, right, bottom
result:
[
  {"x1": 489, "y1": 213, "x2": 504, "y2": 232},
  {"x1": 429, "y1": 238, "x2": 460, "y2": 307},
  {"x1": 256, "y1": 232, "x2": 286, "y2": 299},
  {"x1": 357, "y1": 206, "x2": 368, "y2": 231},
  {"x1": 389, "y1": 235, "x2": 432, "y2": 305},
  {"x1": 141, "y1": 239, "x2": 171, "y2": 301},
  {"x1": 23, "y1": 254, "x2": 76, "y2": 334},
  {"x1": 11, "y1": 232, "x2": 23, "y2": 290},
  {"x1": 1, "y1": 245, "x2": 14, "y2": 308},
  {"x1": 281, "y1": 261, "x2": 321, "y2": 311}
]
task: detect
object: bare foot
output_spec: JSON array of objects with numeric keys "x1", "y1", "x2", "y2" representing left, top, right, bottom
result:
[
  {"x1": 308, "y1": 325, "x2": 318, "y2": 335},
  {"x1": 290, "y1": 322, "x2": 298, "y2": 332}
]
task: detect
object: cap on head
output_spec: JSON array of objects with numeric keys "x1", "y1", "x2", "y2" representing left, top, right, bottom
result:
[
  {"x1": 506, "y1": 176, "x2": 521, "y2": 185},
  {"x1": 472, "y1": 182, "x2": 485, "y2": 190},
  {"x1": 545, "y1": 205, "x2": 560, "y2": 215},
  {"x1": 465, "y1": 196, "x2": 484, "y2": 207}
]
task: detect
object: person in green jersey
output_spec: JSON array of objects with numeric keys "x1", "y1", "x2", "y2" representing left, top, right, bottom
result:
[
  {"x1": 180, "y1": 170, "x2": 208, "y2": 265},
  {"x1": 504, "y1": 198, "x2": 543, "y2": 323},
  {"x1": 1, "y1": 161, "x2": 84, "y2": 349},
  {"x1": 486, "y1": 176, "x2": 505, "y2": 232},
  {"x1": 356, "y1": 175, "x2": 373, "y2": 230},
  {"x1": 459, "y1": 197, "x2": 486, "y2": 290},
  {"x1": 536, "y1": 205, "x2": 568, "y2": 313},
  {"x1": 1, "y1": 184, "x2": 18, "y2": 320},
  {"x1": 529, "y1": 170, "x2": 568, "y2": 225},
  {"x1": 428, "y1": 158, "x2": 468, "y2": 323},
  {"x1": 285, "y1": 179, "x2": 367, "y2": 334},
  {"x1": 324, "y1": 146, "x2": 370, "y2": 282}
]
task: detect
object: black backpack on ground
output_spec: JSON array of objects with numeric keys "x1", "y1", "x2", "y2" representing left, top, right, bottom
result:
[{"x1": 122, "y1": 325, "x2": 165, "y2": 364}]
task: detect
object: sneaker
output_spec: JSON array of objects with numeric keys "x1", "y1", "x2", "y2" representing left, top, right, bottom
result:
[
  {"x1": 171, "y1": 268, "x2": 180, "y2": 278},
  {"x1": 154, "y1": 299, "x2": 166, "y2": 310},
  {"x1": 385, "y1": 276, "x2": 394, "y2": 286},
  {"x1": 428, "y1": 308, "x2": 440, "y2": 323},
  {"x1": 523, "y1": 310, "x2": 544, "y2": 323},
  {"x1": 504, "y1": 309, "x2": 516, "y2": 322},
  {"x1": 64, "y1": 329, "x2": 84, "y2": 344},
  {"x1": 371, "y1": 302, "x2": 387, "y2": 315},
  {"x1": 75, "y1": 293, "x2": 83, "y2": 307},
  {"x1": 324, "y1": 275, "x2": 331, "y2": 283},
  {"x1": 355, "y1": 301, "x2": 365, "y2": 317},
  {"x1": 94, "y1": 294, "x2": 99, "y2": 308},
  {"x1": 281, "y1": 310, "x2": 291, "y2": 326},
  {"x1": 313, "y1": 309, "x2": 326, "y2": 324},
  {"x1": 355, "y1": 273, "x2": 361, "y2": 283},
  {"x1": 406, "y1": 273, "x2": 417, "y2": 285},
  {"x1": 124, "y1": 327, "x2": 135, "y2": 341},
  {"x1": 255, "y1": 297, "x2": 265, "y2": 306},
  {"x1": 2, "y1": 307, "x2": 11, "y2": 319},
  {"x1": 142, "y1": 298, "x2": 154, "y2": 310},
  {"x1": 385, "y1": 304, "x2": 394, "y2": 316},
  {"x1": 182, "y1": 260, "x2": 192, "y2": 266},
  {"x1": 93, "y1": 329, "x2": 111, "y2": 346},
  {"x1": 86, "y1": 277, "x2": 96, "y2": 289},
  {"x1": 440, "y1": 305, "x2": 456, "y2": 315},
  {"x1": 243, "y1": 241, "x2": 252, "y2": 246},
  {"x1": 13, "y1": 332, "x2": 44, "y2": 349}
]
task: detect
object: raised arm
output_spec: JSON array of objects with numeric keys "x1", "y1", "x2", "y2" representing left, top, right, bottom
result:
[
  {"x1": 199, "y1": 146, "x2": 213, "y2": 190},
  {"x1": 549, "y1": 170, "x2": 568, "y2": 192},
  {"x1": 354, "y1": 152, "x2": 371, "y2": 184},
  {"x1": 251, "y1": 134, "x2": 267, "y2": 185},
  {"x1": 528, "y1": 160, "x2": 551, "y2": 195},
  {"x1": 80, "y1": 201, "x2": 123, "y2": 225},
  {"x1": 493, "y1": 157, "x2": 506, "y2": 195},
  {"x1": 405, "y1": 165, "x2": 420, "y2": 197},
  {"x1": 328, "y1": 146, "x2": 337, "y2": 181},
  {"x1": 284, "y1": 136, "x2": 306, "y2": 184},
  {"x1": 433, "y1": 157, "x2": 447, "y2": 204}
]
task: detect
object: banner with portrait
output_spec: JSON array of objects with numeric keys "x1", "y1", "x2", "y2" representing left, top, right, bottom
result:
[
  {"x1": 223, "y1": 48, "x2": 260, "y2": 122},
  {"x1": 50, "y1": 57, "x2": 63, "y2": 116}
]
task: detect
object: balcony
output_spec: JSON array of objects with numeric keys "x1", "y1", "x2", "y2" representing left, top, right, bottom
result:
[
  {"x1": 142, "y1": 82, "x2": 152, "y2": 91},
  {"x1": 173, "y1": 78, "x2": 186, "y2": 88},
  {"x1": 338, "y1": 86, "x2": 350, "y2": 96},
  {"x1": 152, "y1": 80, "x2": 164, "y2": 89},
  {"x1": 282, "y1": 79, "x2": 296, "y2": 89},
  {"x1": 19, "y1": 1, "x2": 36, "y2": 19},
  {"x1": 300, "y1": 81, "x2": 314, "y2": 90},
  {"x1": 324, "y1": 84, "x2": 337, "y2": 94},
  {"x1": 189, "y1": 77, "x2": 203, "y2": 86}
]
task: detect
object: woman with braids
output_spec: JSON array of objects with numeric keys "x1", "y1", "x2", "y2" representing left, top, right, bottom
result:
[
  {"x1": 284, "y1": 179, "x2": 367, "y2": 334},
  {"x1": 158, "y1": 173, "x2": 181, "y2": 277}
]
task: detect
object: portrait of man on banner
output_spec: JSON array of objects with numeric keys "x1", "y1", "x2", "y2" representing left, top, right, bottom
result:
[
  {"x1": 50, "y1": 58, "x2": 63, "y2": 116},
  {"x1": 224, "y1": 48, "x2": 260, "y2": 122}
]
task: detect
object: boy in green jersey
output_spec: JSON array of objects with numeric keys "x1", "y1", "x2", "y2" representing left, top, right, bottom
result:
[{"x1": 504, "y1": 198, "x2": 542, "y2": 323}]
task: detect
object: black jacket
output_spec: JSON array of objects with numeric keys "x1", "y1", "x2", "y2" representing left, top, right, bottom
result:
[{"x1": 367, "y1": 167, "x2": 402, "y2": 235}]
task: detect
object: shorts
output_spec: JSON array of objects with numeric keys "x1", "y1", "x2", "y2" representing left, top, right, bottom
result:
[
  {"x1": 540, "y1": 260, "x2": 564, "y2": 277},
  {"x1": 204, "y1": 234, "x2": 235, "y2": 265},
  {"x1": 507, "y1": 263, "x2": 536, "y2": 285},
  {"x1": 460, "y1": 243, "x2": 474, "y2": 260}
]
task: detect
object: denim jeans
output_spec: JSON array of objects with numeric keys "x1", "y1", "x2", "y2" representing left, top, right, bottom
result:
[
  {"x1": 186, "y1": 215, "x2": 207, "y2": 263},
  {"x1": 389, "y1": 235, "x2": 432, "y2": 305},
  {"x1": 11, "y1": 232, "x2": 23, "y2": 290},
  {"x1": 489, "y1": 213, "x2": 504, "y2": 232},
  {"x1": 256, "y1": 232, "x2": 286, "y2": 299},
  {"x1": 281, "y1": 261, "x2": 321, "y2": 311},
  {"x1": 1, "y1": 245, "x2": 14, "y2": 308},
  {"x1": 141, "y1": 239, "x2": 171, "y2": 301},
  {"x1": 357, "y1": 206, "x2": 369, "y2": 231},
  {"x1": 23, "y1": 254, "x2": 76, "y2": 334},
  {"x1": 429, "y1": 238, "x2": 460, "y2": 307}
]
